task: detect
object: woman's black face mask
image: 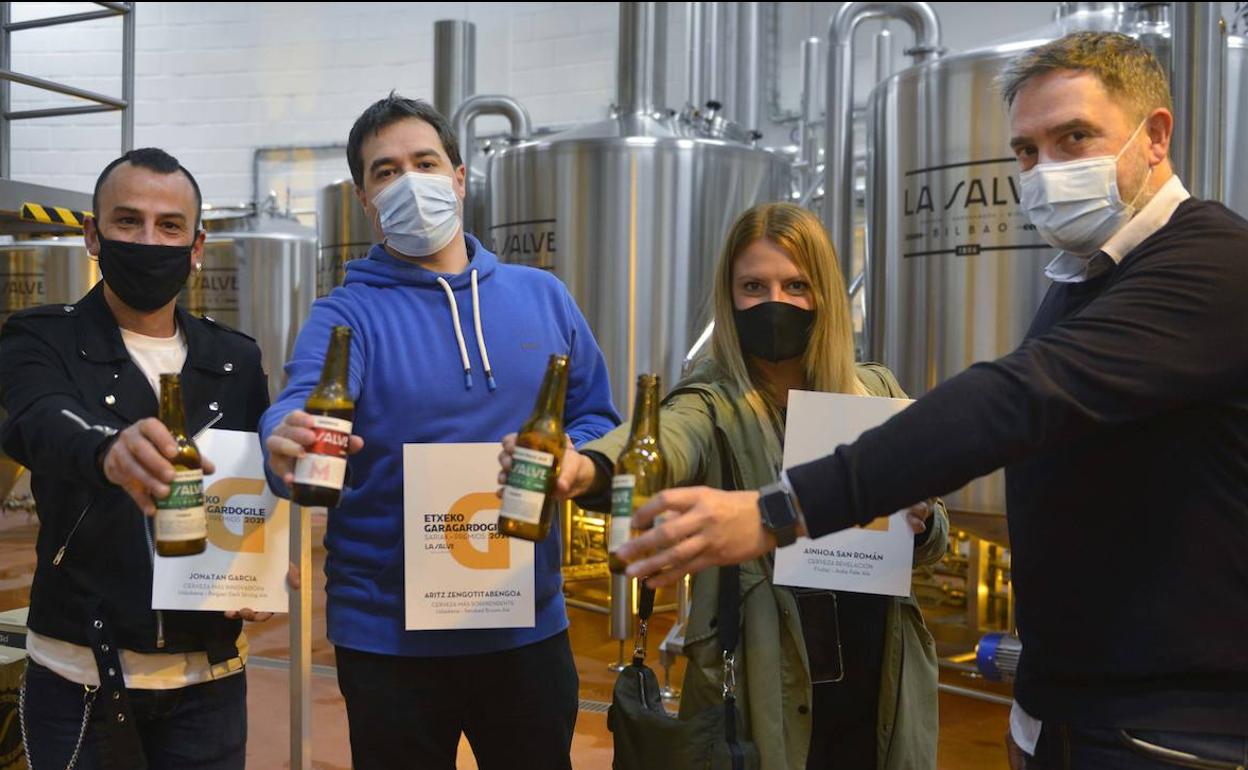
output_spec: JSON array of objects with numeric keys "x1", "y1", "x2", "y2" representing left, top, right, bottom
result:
[{"x1": 733, "y1": 301, "x2": 815, "y2": 362}]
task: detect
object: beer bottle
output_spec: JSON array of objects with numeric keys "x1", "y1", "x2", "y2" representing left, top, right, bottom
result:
[
  {"x1": 292, "y1": 326, "x2": 355, "y2": 508},
  {"x1": 155, "y1": 373, "x2": 207, "y2": 557},
  {"x1": 608, "y1": 374, "x2": 665, "y2": 573},
  {"x1": 499, "y1": 354, "x2": 569, "y2": 541}
]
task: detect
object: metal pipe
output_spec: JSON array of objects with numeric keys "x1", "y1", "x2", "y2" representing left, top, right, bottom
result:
[
  {"x1": 683, "y1": 320, "x2": 714, "y2": 373},
  {"x1": 702, "y1": 3, "x2": 721, "y2": 107},
  {"x1": 0, "y1": 68, "x2": 128, "y2": 108},
  {"x1": 451, "y1": 95, "x2": 531, "y2": 233},
  {"x1": 798, "y1": 174, "x2": 823, "y2": 209},
  {"x1": 121, "y1": 2, "x2": 134, "y2": 153},
  {"x1": 6, "y1": 104, "x2": 118, "y2": 120},
  {"x1": 686, "y1": 2, "x2": 704, "y2": 107},
  {"x1": 450, "y1": 96, "x2": 532, "y2": 159},
  {"x1": 609, "y1": 574, "x2": 635, "y2": 645},
  {"x1": 4, "y1": 7, "x2": 124, "y2": 31},
  {"x1": 289, "y1": 504, "x2": 313, "y2": 770},
  {"x1": 873, "y1": 28, "x2": 894, "y2": 84},
  {"x1": 1171, "y1": 3, "x2": 1226, "y2": 201},
  {"x1": 1228, "y1": 34, "x2": 1247, "y2": 209},
  {"x1": 433, "y1": 20, "x2": 476, "y2": 121},
  {"x1": 824, "y1": 2, "x2": 942, "y2": 281},
  {"x1": 616, "y1": 1, "x2": 667, "y2": 117},
  {"x1": 764, "y1": 1, "x2": 799, "y2": 124},
  {"x1": 1057, "y1": 1, "x2": 1121, "y2": 15},
  {"x1": 799, "y1": 36, "x2": 822, "y2": 169},
  {"x1": 848, "y1": 270, "x2": 865, "y2": 298},
  {"x1": 735, "y1": 2, "x2": 762, "y2": 131},
  {"x1": 937, "y1": 682, "x2": 1014, "y2": 707},
  {"x1": 1, "y1": 2, "x2": 11, "y2": 179},
  {"x1": 719, "y1": 3, "x2": 739, "y2": 118}
]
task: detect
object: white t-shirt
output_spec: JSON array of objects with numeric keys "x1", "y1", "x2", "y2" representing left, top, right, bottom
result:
[
  {"x1": 119, "y1": 325, "x2": 189, "y2": 395},
  {"x1": 27, "y1": 322, "x2": 247, "y2": 689}
]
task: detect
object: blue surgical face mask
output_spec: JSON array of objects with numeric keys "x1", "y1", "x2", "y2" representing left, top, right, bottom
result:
[
  {"x1": 1019, "y1": 118, "x2": 1152, "y2": 256},
  {"x1": 372, "y1": 172, "x2": 461, "y2": 258}
]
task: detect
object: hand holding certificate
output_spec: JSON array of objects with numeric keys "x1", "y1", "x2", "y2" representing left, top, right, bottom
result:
[
  {"x1": 773, "y1": 391, "x2": 915, "y2": 597},
  {"x1": 152, "y1": 429, "x2": 291, "y2": 614}
]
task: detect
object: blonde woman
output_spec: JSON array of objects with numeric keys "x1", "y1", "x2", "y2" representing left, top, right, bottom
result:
[{"x1": 499, "y1": 202, "x2": 946, "y2": 769}]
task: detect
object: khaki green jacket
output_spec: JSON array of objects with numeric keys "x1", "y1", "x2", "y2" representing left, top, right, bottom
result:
[{"x1": 585, "y1": 361, "x2": 947, "y2": 770}]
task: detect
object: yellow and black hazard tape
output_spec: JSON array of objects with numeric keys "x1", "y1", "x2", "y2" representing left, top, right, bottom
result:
[{"x1": 19, "y1": 202, "x2": 90, "y2": 229}]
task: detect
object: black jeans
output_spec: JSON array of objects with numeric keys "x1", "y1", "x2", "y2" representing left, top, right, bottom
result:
[
  {"x1": 804, "y1": 591, "x2": 887, "y2": 770},
  {"x1": 335, "y1": 630, "x2": 579, "y2": 770},
  {"x1": 21, "y1": 659, "x2": 247, "y2": 770},
  {"x1": 1029, "y1": 724, "x2": 1248, "y2": 770}
]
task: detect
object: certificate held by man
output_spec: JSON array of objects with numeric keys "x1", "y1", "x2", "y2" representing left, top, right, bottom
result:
[
  {"x1": 403, "y1": 443, "x2": 536, "y2": 631},
  {"x1": 774, "y1": 391, "x2": 915, "y2": 597},
  {"x1": 151, "y1": 429, "x2": 291, "y2": 613}
]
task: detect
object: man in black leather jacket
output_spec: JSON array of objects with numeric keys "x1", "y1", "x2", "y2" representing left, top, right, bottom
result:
[{"x1": 0, "y1": 148, "x2": 270, "y2": 770}]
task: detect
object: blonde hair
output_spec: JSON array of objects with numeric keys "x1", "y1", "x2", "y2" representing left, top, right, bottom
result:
[{"x1": 707, "y1": 202, "x2": 865, "y2": 406}]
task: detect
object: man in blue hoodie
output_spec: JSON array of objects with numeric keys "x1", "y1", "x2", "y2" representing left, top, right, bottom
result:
[{"x1": 260, "y1": 94, "x2": 619, "y2": 770}]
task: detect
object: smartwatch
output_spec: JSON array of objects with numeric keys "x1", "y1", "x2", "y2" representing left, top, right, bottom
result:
[{"x1": 758, "y1": 472, "x2": 805, "y2": 548}]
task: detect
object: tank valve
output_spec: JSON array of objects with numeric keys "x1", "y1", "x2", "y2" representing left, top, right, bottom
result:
[{"x1": 976, "y1": 632, "x2": 1022, "y2": 682}]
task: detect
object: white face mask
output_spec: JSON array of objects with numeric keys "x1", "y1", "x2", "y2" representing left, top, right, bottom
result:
[
  {"x1": 1019, "y1": 119, "x2": 1152, "y2": 256},
  {"x1": 372, "y1": 172, "x2": 461, "y2": 258}
]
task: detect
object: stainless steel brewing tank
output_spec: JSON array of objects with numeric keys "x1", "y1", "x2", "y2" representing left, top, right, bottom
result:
[
  {"x1": 317, "y1": 181, "x2": 374, "y2": 297},
  {"x1": 484, "y1": 116, "x2": 792, "y2": 412},
  {"x1": 865, "y1": 42, "x2": 1057, "y2": 516},
  {"x1": 185, "y1": 212, "x2": 318, "y2": 399},
  {"x1": 0, "y1": 237, "x2": 96, "y2": 327}
]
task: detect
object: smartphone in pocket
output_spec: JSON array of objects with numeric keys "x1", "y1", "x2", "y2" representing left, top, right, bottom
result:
[{"x1": 793, "y1": 589, "x2": 845, "y2": 684}]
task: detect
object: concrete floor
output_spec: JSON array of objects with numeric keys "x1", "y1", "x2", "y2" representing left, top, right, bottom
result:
[{"x1": 0, "y1": 510, "x2": 1010, "y2": 769}]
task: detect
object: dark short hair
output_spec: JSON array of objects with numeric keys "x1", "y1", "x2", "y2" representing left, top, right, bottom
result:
[
  {"x1": 92, "y1": 147, "x2": 203, "y2": 230},
  {"x1": 997, "y1": 32, "x2": 1173, "y2": 123},
  {"x1": 347, "y1": 92, "x2": 462, "y2": 187}
]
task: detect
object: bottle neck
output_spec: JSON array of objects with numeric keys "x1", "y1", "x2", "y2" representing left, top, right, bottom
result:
[
  {"x1": 159, "y1": 378, "x2": 188, "y2": 436},
  {"x1": 628, "y1": 379, "x2": 660, "y2": 442},
  {"x1": 533, "y1": 359, "x2": 569, "y2": 425},
  {"x1": 316, "y1": 331, "x2": 352, "y2": 394}
]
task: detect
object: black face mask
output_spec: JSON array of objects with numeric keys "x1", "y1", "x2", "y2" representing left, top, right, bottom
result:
[
  {"x1": 97, "y1": 236, "x2": 193, "y2": 312},
  {"x1": 733, "y1": 302, "x2": 815, "y2": 363}
]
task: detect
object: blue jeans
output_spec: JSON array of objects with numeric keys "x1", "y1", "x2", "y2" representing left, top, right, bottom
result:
[
  {"x1": 1029, "y1": 724, "x2": 1248, "y2": 770},
  {"x1": 21, "y1": 659, "x2": 247, "y2": 770}
]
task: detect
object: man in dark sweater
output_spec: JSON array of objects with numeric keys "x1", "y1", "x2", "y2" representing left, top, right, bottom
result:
[{"x1": 617, "y1": 32, "x2": 1248, "y2": 769}]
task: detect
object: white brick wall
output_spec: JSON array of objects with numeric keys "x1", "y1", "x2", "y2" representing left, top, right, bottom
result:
[{"x1": 6, "y1": 2, "x2": 1054, "y2": 205}]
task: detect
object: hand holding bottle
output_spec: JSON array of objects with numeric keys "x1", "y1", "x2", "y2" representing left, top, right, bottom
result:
[{"x1": 497, "y1": 434, "x2": 598, "y2": 501}]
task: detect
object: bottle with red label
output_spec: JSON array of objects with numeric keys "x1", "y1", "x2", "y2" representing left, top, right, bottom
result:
[{"x1": 292, "y1": 325, "x2": 355, "y2": 508}]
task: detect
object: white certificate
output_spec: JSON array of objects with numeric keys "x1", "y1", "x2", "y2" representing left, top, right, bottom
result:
[
  {"x1": 403, "y1": 443, "x2": 535, "y2": 631},
  {"x1": 774, "y1": 391, "x2": 915, "y2": 597},
  {"x1": 152, "y1": 429, "x2": 290, "y2": 613}
]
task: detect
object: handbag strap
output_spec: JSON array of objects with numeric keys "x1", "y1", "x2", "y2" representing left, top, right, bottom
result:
[
  {"x1": 711, "y1": 416, "x2": 748, "y2": 770},
  {"x1": 633, "y1": 582, "x2": 656, "y2": 667}
]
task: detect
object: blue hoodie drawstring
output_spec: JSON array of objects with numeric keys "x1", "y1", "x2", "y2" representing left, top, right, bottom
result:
[
  {"x1": 436, "y1": 271, "x2": 497, "y2": 391},
  {"x1": 471, "y1": 269, "x2": 497, "y2": 390}
]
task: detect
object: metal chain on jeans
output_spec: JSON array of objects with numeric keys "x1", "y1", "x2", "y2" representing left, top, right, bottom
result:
[{"x1": 19, "y1": 667, "x2": 100, "y2": 770}]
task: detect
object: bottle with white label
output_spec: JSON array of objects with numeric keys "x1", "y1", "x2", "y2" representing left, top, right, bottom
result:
[
  {"x1": 498, "y1": 354, "x2": 569, "y2": 542},
  {"x1": 292, "y1": 325, "x2": 355, "y2": 508},
  {"x1": 155, "y1": 373, "x2": 207, "y2": 557},
  {"x1": 608, "y1": 374, "x2": 664, "y2": 573}
]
